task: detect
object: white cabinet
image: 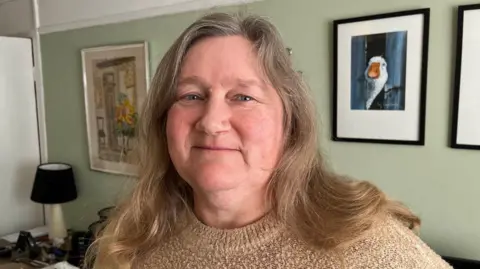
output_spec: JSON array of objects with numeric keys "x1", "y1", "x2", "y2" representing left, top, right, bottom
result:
[{"x1": 0, "y1": 36, "x2": 43, "y2": 236}]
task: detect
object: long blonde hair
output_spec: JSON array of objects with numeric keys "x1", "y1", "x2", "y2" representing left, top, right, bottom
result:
[{"x1": 87, "y1": 12, "x2": 419, "y2": 269}]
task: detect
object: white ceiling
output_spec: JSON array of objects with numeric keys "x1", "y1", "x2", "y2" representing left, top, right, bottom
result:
[
  {"x1": 36, "y1": 0, "x2": 262, "y2": 34},
  {"x1": 0, "y1": 0, "x2": 16, "y2": 5},
  {"x1": 0, "y1": 0, "x2": 35, "y2": 36}
]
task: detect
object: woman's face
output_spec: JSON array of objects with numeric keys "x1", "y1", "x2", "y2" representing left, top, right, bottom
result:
[{"x1": 166, "y1": 35, "x2": 284, "y2": 194}]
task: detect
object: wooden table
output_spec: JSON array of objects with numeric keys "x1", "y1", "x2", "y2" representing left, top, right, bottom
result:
[{"x1": 0, "y1": 259, "x2": 34, "y2": 269}]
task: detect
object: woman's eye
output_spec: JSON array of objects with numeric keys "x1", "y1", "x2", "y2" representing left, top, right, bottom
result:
[
  {"x1": 233, "y1": 95, "x2": 254, "y2": 102},
  {"x1": 181, "y1": 94, "x2": 202, "y2": 101}
]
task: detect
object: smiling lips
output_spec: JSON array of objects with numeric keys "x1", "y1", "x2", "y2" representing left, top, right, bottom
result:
[{"x1": 193, "y1": 145, "x2": 238, "y2": 151}]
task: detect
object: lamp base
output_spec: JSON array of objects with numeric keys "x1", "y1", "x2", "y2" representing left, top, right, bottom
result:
[{"x1": 47, "y1": 204, "x2": 67, "y2": 240}]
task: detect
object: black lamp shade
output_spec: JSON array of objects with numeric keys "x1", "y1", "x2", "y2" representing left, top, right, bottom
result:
[{"x1": 31, "y1": 163, "x2": 78, "y2": 204}]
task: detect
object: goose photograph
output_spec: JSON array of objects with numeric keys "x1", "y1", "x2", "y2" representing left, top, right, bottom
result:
[
  {"x1": 350, "y1": 31, "x2": 407, "y2": 111},
  {"x1": 333, "y1": 8, "x2": 429, "y2": 145}
]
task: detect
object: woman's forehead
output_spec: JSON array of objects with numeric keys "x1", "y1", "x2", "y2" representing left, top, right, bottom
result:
[
  {"x1": 182, "y1": 36, "x2": 258, "y2": 68},
  {"x1": 179, "y1": 36, "x2": 266, "y2": 86}
]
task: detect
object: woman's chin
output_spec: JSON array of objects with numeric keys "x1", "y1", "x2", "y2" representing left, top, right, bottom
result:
[{"x1": 188, "y1": 166, "x2": 243, "y2": 192}]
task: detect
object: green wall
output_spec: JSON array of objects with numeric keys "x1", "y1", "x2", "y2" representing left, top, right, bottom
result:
[{"x1": 41, "y1": 0, "x2": 480, "y2": 260}]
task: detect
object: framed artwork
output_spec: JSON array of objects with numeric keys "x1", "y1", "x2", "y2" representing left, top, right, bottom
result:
[
  {"x1": 332, "y1": 9, "x2": 430, "y2": 145},
  {"x1": 451, "y1": 4, "x2": 480, "y2": 149},
  {"x1": 81, "y1": 42, "x2": 149, "y2": 176}
]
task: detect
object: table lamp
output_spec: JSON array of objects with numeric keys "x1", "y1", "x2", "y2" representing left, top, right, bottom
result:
[{"x1": 30, "y1": 163, "x2": 77, "y2": 240}]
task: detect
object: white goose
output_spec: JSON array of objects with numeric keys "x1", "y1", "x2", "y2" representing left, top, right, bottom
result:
[{"x1": 364, "y1": 56, "x2": 388, "y2": 110}]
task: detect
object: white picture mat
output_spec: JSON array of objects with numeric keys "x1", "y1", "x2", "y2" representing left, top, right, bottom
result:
[
  {"x1": 337, "y1": 14, "x2": 425, "y2": 141},
  {"x1": 456, "y1": 9, "x2": 480, "y2": 145}
]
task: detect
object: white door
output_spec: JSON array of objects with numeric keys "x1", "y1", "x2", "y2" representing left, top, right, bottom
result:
[{"x1": 0, "y1": 36, "x2": 43, "y2": 236}]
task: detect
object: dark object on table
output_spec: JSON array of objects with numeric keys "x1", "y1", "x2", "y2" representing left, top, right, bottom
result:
[
  {"x1": 11, "y1": 231, "x2": 41, "y2": 261},
  {"x1": 97, "y1": 206, "x2": 114, "y2": 221},
  {"x1": 68, "y1": 231, "x2": 93, "y2": 268},
  {"x1": 0, "y1": 246, "x2": 12, "y2": 258},
  {"x1": 0, "y1": 239, "x2": 12, "y2": 257},
  {"x1": 67, "y1": 206, "x2": 114, "y2": 268},
  {"x1": 443, "y1": 256, "x2": 480, "y2": 269},
  {"x1": 90, "y1": 206, "x2": 115, "y2": 237}
]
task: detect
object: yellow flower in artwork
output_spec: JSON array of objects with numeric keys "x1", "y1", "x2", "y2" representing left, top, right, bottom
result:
[{"x1": 116, "y1": 97, "x2": 136, "y2": 126}]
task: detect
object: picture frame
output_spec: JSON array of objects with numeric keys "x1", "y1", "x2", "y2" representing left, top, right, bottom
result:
[
  {"x1": 81, "y1": 42, "x2": 150, "y2": 176},
  {"x1": 450, "y1": 4, "x2": 480, "y2": 150},
  {"x1": 332, "y1": 9, "x2": 430, "y2": 145}
]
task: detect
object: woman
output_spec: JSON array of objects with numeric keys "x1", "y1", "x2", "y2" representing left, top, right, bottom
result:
[{"x1": 89, "y1": 12, "x2": 452, "y2": 269}]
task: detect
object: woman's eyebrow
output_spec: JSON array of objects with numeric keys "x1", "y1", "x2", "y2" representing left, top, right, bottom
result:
[
  {"x1": 177, "y1": 77, "x2": 266, "y2": 90},
  {"x1": 177, "y1": 76, "x2": 210, "y2": 89},
  {"x1": 236, "y1": 78, "x2": 265, "y2": 89}
]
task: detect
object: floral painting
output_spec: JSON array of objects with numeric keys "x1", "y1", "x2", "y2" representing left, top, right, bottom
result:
[{"x1": 82, "y1": 43, "x2": 149, "y2": 176}]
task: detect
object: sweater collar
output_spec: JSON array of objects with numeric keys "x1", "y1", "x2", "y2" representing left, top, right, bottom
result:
[{"x1": 179, "y1": 211, "x2": 282, "y2": 254}]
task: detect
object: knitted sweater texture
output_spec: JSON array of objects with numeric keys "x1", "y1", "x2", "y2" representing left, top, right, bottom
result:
[{"x1": 138, "y1": 213, "x2": 452, "y2": 269}]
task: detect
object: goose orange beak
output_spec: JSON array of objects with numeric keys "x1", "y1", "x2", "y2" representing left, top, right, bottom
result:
[{"x1": 368, "y1": 62, "x2": 380, "y2": 79}]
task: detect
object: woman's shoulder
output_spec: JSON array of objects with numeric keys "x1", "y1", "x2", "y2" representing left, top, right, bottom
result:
[{"x1": 342, "y1": 214, "x2": 453, "y2": 269}]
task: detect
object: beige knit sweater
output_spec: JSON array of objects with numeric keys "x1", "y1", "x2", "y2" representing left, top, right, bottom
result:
[{"x1": 138, "y1": 213, "x2": 453, "y2": 269}]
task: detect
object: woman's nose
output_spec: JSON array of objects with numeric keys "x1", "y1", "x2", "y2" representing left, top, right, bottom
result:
[{"x1": 195, "y1": 95, "x2": 231, "y2": 136}]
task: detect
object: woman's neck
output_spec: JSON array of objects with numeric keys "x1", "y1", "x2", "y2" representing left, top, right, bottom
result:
[{"x1": 193, "y1": 188, "x2": 271, "y2": 229}]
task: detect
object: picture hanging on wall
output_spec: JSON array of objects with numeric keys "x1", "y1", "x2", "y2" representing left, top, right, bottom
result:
[
  {"x1": 81, "y1": 42, "x2": 149, "y2": 176},
  {"x1": 451, "y1": 4, "x2": 480, "y2": 150},
  {"x1": 332, "y1": 9, "x2": 430, "y2": 145}
]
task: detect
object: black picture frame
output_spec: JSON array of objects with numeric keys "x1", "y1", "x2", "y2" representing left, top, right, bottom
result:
[
  {"x1": 450, "y1": 4, "x2": 480, "y2": 150},
  {"x1": 332, "y1": 8, "x2": 430, "y2": 145}
]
